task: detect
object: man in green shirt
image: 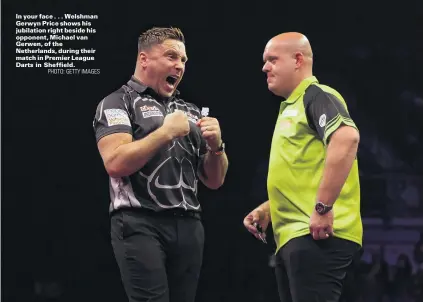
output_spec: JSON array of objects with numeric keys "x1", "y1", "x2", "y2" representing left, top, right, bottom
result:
[{"x1": 243, "y1": 32, "x2": 363, "y2": 302}]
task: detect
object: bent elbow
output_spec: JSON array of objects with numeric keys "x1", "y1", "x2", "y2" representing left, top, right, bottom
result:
[
  {"x1": 334, "y1": 126, "x2": 360, "y2": 145},
  {"x1": 106, "y1": 167, "x2": 124, "y2": 178},
  {"x1": 352, "y1": 129, "x2": 360, "y2": 144},
  {"x1": 207, "y1": 179, "x2": 225, "y2": 190},
  {"x1": 207, "y1": 184, "x2": 221, "y2": 190},
  {"x1": 105, "y1": 161, "x2": 127, "y2": 178},
  {"x1": 351, "y1": 130, "x2": 360, "y2": 149}
]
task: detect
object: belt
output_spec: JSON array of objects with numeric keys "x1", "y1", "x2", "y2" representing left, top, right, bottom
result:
[
  {"x1": 166, "y1": 209, "x2": 201, "y2": 220},
  {"x1": 114, "y1": 207, "x2": 201, "y2": 220}
]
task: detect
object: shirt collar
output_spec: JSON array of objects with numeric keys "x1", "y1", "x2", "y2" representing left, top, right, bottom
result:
[
  {"x1": 127, "y1": 76, "x2": 181, "y2": 98},
  {"x1": 127, "y1": 76, "x2": 148, "y2": 94},
  {"x1": 284, "y1": 76, "x2": 318, "y2": 104}
]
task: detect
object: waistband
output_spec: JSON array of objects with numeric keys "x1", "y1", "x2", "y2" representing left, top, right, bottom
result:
[{"x1": 111, "y1": 207, "x2": 202, "y2": 220}]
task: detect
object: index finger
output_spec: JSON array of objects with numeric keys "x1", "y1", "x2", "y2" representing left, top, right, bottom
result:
[
  {"x1": 200, "y1": 116, "x2": 213, "y2": 120},
  {"x1": 196, "y1": 117, "x2": 208, "y2": 126},
  {"x1": 198, "y1": 116, "x2": 216, "y2": 124},
  {"x1": 243, "y1": 218, "x2": 258, "y2": 234}
]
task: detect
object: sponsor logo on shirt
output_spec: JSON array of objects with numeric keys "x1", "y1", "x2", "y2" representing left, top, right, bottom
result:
[
  {"x1": 140, "y1": 105, "x2": 164, "y2": 118},
  {"x1": 280, "y1": 120, "x2": 292, "y2": 130},
  {"x1": 282, "y1": 109, "x2": 298, "y2": 117}
]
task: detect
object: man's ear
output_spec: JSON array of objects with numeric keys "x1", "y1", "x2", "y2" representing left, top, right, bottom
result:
[
  {"x1": 138, "y1": 52, "x2": 148, "y2": 67},
  {"x1": 294, "y1": 52, "x2": 304, "y2": 68}
]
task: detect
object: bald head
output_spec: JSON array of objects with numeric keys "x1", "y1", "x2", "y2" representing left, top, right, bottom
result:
[
  {"x1": 270, "y1": 32, "x2": 313, "y2": 61},
  {"x1": 262, "y1": 32, "x2": 314, "y2": 98}
]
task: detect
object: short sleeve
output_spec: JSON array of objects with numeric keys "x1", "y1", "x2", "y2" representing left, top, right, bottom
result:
[
  {"x1": 93, "y1": 93, "x2": 133, "y2": 143},
  {"x1": 306, "y1": 90, "x2": 358, "y2": 145}
]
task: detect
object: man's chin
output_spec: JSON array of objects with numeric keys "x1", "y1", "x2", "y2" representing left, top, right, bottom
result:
[
  {"x1": 267, "y1": 84, "x2": 277, "y2": 94},
  {"x1": 163, "y1": 92, "x2": 173, "y2": 98},
  {"x1": 268, "y1": 85, "x2": 284, "y2": 97},
  {"x1": 158, "y1": 88, "x2": 174, "y2": 98}
]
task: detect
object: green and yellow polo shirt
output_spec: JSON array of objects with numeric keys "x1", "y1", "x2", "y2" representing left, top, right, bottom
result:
[{"x1": 267, "y1": 76, "x2": 362, "y2": 252}]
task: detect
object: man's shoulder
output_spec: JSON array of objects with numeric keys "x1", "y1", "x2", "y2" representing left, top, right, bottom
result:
[
  {"x1": 96, "y1": 83, "x2": 137, "y2": 108},
  {"x1": 304, "y1": 83, "x2": 345, "y2": 103},
  {"x1": 312, "y1": 83, "x2": 344, "y2": 99}
]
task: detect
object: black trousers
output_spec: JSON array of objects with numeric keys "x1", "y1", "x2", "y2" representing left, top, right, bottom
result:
[
  {"x1": 111, "y1": 209, "x2": 205, "y2": 302},
  {"x1": 275, "y1": 235, "x2": 362, "y2": 302}
]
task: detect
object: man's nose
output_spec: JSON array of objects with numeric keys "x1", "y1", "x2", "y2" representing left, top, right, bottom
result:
[{"x1": 175, "y1": 60, "x2": 184, "y2": 71}]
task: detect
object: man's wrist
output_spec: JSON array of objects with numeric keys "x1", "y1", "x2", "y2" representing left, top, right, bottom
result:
[
  {"x1": 258, "y1": 204, "x2": 270, "y2": 217},
  {"x1": 207, "y1": 140, "x2": 225, "y2": 155},
  {"x1": 158, "y1": 125, "x2": 175, "y2": 142},
  {"x1": 207, "y1": 139, "x2": 222, "y2": 151}
]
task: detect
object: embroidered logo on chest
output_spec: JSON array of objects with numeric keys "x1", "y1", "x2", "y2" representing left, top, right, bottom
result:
[{"x1": 281, "y1": 109, "x2": 298, "y2": 117}]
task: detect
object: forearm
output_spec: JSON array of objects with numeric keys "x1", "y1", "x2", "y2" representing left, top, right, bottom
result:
[
  {"x1": 202, "y1": 152, "x2": 228, "y2": 189},
  {"x1": 107, "y1": 127, "x2": 173, "y2": 177},
  {"x1": 317, "y1": 127, "x2": 359, "y2": 206}
]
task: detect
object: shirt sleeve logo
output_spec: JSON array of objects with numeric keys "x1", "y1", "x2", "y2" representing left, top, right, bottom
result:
[
  {"x1": 104, "y1": 109, "x2": 131, "y2": 127},
  {"x1": 319, "y1": 114, "x2": 327, "y2": 128}
]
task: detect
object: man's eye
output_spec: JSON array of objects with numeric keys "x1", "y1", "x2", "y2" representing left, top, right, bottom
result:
[{"x1": 266, "y1": 57, "x2": 277, "y2": 63}]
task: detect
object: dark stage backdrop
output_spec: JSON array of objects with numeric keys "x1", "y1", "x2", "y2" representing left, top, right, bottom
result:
[{"x1": 2, "y1": 0, "x2": 423, "y2": 301}]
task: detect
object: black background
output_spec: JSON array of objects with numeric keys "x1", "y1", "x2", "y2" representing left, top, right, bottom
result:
[{"x1": 2, "y1": 0, "x2": 423, "y2": 301}]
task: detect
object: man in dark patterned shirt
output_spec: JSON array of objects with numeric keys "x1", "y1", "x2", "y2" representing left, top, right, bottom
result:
[{"x1": 93, "y1": 27, "x2": 228, "y2": 302}]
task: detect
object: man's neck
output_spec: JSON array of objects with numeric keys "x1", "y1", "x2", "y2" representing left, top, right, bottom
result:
[
  {"x1": 294, "y1": 72, "x2": 313, "y2": 87},
  {"x1": 133, "y1": 73, "x2": 148, "y2": 87},
  {"x1": 285, "y1": 73, "x2": 313, "y2": 99},
  {"x1": 132, "y1": 73, "x2": 171, "y2": 103}
]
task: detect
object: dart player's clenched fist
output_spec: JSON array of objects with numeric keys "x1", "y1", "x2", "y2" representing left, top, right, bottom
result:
[
  {"x1": 196, "y1": 117, "x2": 222, "y2": 151},
  {"x1": 162, "y1": 110, "x2": 190, "y2": 139}
]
